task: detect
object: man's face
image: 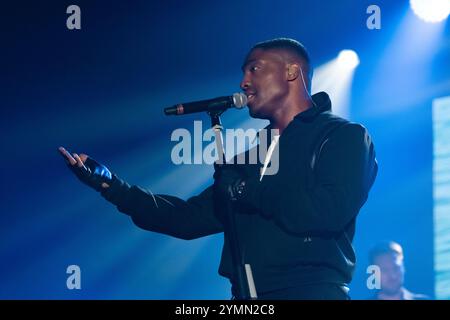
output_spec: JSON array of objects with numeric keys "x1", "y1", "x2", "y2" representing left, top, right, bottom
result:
[
  {"x1": 240, "y1": 48, "x2": 289, "y2": 119},
  {"x1": 374, "y1": 253, "x2": 405, "y2": 295}
]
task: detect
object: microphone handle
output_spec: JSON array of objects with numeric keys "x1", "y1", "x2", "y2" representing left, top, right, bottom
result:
[{"x1": 164, "y1": 96, "x2": 233, "y2": 115}]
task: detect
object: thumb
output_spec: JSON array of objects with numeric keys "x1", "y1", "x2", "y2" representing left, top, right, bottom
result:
[{"x1": 79, "y1": 154, "x2": 89, "y2": 163}]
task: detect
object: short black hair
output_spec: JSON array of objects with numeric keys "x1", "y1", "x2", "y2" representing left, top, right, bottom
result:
[
  {"x1": 250, "y1": 38, "x2": 313, "y2": 88},
  {"x1": 369, "y1": 241, "x2": 404, "y2": 265},
  {"x1": 252, "y1": 38, "x2": 311, "y2": 66}
]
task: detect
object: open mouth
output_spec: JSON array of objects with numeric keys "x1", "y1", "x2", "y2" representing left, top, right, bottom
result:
[{"x1": 246, "y1": 93, "x2": 256, "y2": 103}]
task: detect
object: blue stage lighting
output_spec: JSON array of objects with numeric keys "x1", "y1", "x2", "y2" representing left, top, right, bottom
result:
[
  {"x1": 410, "y1": 0, "x2": 450, "y2": 23},
  {"x1": 337, "y1": 50, "x2": 360, "y2": 70}
]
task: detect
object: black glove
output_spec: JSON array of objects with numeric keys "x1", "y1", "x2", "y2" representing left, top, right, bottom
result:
[
  {"x1": 60, "y1": 148, "x2": 113, "y2": 192},
  {"x1": 74, "y1": 157, "x2": 113, "y2": 192},
  {"x1": 213, "y1": 163, "x2": 246, "y2": 201}
]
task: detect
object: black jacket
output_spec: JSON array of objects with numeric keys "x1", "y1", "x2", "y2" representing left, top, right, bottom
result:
[{"x1": 101, "y1": 92, "x2": 378, "y2": 294}]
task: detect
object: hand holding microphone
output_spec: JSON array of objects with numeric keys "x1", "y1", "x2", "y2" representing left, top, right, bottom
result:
[{"x1": 213, "y1": 163, "x2": 247, "y2": 202}]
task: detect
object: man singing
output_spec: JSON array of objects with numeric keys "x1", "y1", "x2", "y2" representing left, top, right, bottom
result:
[{"x1": 59, "y1": 38, "x2": 378, "y2": 299}]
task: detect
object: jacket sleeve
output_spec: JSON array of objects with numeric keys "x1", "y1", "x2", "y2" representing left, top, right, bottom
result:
[
  {"x1": 100, "y1": 177, "x2": 224, "y2": 240},
  {"x1": 239, "y1": 123, "x2": 378, "y2": 235}
]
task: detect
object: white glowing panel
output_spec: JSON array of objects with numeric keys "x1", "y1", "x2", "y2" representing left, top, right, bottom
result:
[{"x1": 433, "y1": 95, "x2": 450, "y2": 300}]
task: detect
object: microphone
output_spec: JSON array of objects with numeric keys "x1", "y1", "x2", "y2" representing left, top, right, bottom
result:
[{"x1": 164, "y1": 93, "x2": 247, "y2": 116}]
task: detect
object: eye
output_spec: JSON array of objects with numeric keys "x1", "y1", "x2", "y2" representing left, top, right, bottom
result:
[{"x1": 250, "y1": 65, "x2": 260, "y2": 72}]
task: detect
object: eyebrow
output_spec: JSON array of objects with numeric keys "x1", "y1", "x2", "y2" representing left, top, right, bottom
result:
[{"x1": 241, "y1": 59, "x2": 258, "y2": 72}]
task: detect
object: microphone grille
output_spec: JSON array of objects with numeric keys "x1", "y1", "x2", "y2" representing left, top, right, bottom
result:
[{"x1": 232, "y1": 93, "x2": 248, "y2": 109}]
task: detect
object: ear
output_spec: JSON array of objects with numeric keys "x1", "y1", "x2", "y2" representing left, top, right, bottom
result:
[{"x1": 286, "y1": 64, "x2": 300, "y2": 81}]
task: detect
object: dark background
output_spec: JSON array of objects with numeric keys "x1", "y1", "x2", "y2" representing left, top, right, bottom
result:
[{"x1": 1, "y1": 0, "x2": 449, "y2": 299}]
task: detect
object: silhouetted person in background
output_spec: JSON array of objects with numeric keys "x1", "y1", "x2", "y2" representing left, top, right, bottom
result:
[{"x1": 369, "y1": 241, "x2": 430, "y2": 300}]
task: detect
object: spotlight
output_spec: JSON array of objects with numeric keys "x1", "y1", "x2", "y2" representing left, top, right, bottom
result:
[
  {"x1": 410, "y1": 0, "x2": 450, "y2": 23},
  {"x1": 337, "y1": 50, "x2": 360, "y2": 69}
]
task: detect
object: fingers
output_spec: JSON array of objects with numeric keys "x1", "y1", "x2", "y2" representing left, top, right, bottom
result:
[
  {"x1": 72, "y1": 153, "x2": 86, "y2": 168},
  {"x1": 79, "y1": 154, "x2": 88, "y2": 163},
  {"x1": 58, "y1": 147, "x2": 76, "y2": 166},
  {"x1": 58, "y1": 147, "x2": 89, "y2": 169}
]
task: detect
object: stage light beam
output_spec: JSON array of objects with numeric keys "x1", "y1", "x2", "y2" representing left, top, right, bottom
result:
[
  {"x1": 337, "y1": 50, "x2": 360, "y2": 70},
  {"x1": 312, "y1": 50, "x2": 360, "y2": 118},
  {"x1": 410, "y1": 0, "x2": 450, "y2": 23}
]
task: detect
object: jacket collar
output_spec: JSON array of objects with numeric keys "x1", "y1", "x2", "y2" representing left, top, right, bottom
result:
[
  {"x1": 256, "y1": 91, "x2": 332, "y2": 141},
  {"x1": 294, "y1": 91, "x2": 332, "y2": 122}
]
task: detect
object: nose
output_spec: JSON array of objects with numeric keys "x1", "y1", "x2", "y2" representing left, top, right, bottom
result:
[{"x1": 240, "y1": 74, "x2": 251, "y2": 91}]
